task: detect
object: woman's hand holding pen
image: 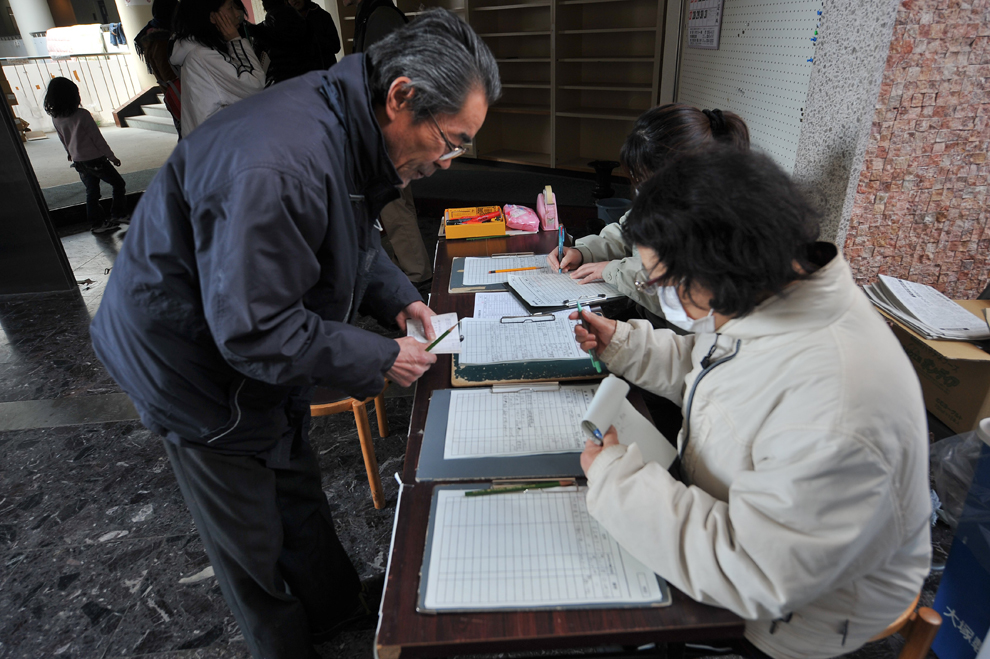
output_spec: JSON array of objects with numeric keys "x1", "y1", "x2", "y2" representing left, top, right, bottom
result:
[
  {"x1": 547, "y1": 247, "x2": 583, "y2": 272},
  {"x1": 581, "y1": 425, "x2": 618, "y2": 474},
  {"x1": 570, "y1": 308, "x2": 616, "y2": 352}
]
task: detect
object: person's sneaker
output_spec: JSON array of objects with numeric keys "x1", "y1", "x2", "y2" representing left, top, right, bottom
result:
[
  {"x1": 310, "y1": 574, "x2": 385, "y2": 645},
  {"x1": 91, "y1": 220, "x2": 120, "y2": 235},
  {"x1": 112, "y1": 215, "x2": 131, "y2": 225}
]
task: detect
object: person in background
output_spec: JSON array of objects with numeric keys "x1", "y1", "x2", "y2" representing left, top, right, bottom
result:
[
  {"x1": 169, "y1": 0, "x2": 265, "y2": 136},
  {"x1": 549, "y1": 104, "x2": 749, "y2": 325},
  {"x1": 574, "y1": 147, "x2": 931, "y2": 659},
  {"x1": 134, "y1": 0, "x2": 181, "y2": 136},
  {"x1": 344, "y1": 0, "x2": 433, "y2": 286},
  {"x1": 90, "y1": 10, "x2": 499, "y2": 659},
  {"x1": 252, "y1": 0, "x2": 340, "y2": 85},
  {"x1": 44, "y1": 77, "x2": 128, "y2": 235}
]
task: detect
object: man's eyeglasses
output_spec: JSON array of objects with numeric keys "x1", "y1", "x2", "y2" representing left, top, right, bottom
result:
[
  {"x1": 634, "y1": 269, "x2": 665, "y2": 296},
  {"x1": 429, "y1": 111, "x2": 471, "y2": 161}
]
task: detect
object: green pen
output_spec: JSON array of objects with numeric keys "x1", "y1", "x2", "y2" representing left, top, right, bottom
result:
[
  {"x1": 575, "y1": 301, "x2": 602, "y2": 373},
  {"x1": 465, "y1": 480, "x2": 575, "y2": 497},
  {"x1": 425, "y1": 319, "x2": 461, "y2": 352}
]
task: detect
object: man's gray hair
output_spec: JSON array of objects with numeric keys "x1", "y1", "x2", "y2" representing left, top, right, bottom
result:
[{"x1": 367, "y1": 8, "x2": 501, "y2": 120}]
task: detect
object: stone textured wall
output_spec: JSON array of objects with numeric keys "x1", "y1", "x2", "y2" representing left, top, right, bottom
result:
[{"x1": 842, "y1": 0, "x2": 990, "y2": 297}]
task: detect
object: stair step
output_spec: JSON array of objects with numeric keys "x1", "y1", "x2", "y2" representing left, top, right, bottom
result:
[
  {"x1": 127, "y1": 114, "x2": 177, "y2": 134},
  {"x1": 140, "y1": 103, "x2": 171, "y2": 119}
]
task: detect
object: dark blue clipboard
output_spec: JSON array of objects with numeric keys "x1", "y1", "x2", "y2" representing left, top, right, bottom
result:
[{"x1": 415, "y1": 388, "x2": 586, "y2": 482}]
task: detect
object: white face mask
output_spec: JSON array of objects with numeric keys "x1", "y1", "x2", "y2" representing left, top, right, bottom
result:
[{"x1": 657, "y1": 286, "x2": 716, "y2": 333}]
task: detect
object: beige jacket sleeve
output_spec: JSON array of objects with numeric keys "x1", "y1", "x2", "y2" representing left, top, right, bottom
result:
[
  {"x1": 585, "y1": 418, "x2": 901, "y2": 622},
  {"x1": 599, "y1": 319, "x2": 696, "y2": 402},
  {"x1": 574, "y1": 214, "x2": 667, "y2": 318}
]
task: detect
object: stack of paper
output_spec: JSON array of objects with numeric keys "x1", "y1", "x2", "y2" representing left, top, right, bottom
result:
[{"x1": 864, "y1": 275, "x2": 990, "y2": 341}]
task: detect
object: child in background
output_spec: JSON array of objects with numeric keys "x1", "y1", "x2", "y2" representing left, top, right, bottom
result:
[{"x1": 44, "y1": 77, "x2": 128, "y2": 234}]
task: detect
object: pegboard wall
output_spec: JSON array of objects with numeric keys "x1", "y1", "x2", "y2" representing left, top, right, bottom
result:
[{"x1": 676, "y1": 0, "x2": 824, "y2": 173}]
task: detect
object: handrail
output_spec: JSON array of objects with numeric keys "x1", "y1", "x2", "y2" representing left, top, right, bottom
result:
[{"x1": 0, "y1": 53, "x2": 132, "y2": 62}]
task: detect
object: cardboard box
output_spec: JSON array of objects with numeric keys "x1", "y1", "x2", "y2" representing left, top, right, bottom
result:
[
  {"x1": 443, "y1": 206, "x2": 506, "y2": 240},
  {"x1": 883, "y1": 300, "x2": 990, "y2": 434}
]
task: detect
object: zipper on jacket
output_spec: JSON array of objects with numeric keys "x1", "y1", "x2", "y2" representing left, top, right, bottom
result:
[
  {"x1": 207, "y1": 378, "x2": 246, "y2": 443},
  {"x1": 679, "y1": 337, "x2": 742, "y2": 461}
]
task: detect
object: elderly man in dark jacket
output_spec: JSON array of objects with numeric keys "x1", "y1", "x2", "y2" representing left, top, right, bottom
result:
[{"x1": 90, "y1": 10, "x2": 499, "y2": 659}]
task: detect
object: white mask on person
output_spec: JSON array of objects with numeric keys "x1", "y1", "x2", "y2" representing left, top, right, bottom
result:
[{"x1": 657, "y1": 286, "x2": 717, "y2": 334}]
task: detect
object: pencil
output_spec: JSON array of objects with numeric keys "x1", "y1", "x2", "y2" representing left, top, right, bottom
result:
[
  {"x1": 425, "y1": 319, "x2": 460, "y2": 352},
  {"x1": 576, "y1": 301, "x2": 602, "y2": 373},
  {"x1": 465, "y1": 481, "x2": 575, "y2": 497},
  {"x1": 488, "y1": 266, "x2": 543, "y2": 274}
]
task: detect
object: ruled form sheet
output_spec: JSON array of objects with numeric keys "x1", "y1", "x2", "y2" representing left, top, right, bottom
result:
[
  {"x1": 421, "y1": 488, "x2": 666, "y2": 611},
  {"x1": 444, "y1": 385, "x2": 596, "y2": 459}
]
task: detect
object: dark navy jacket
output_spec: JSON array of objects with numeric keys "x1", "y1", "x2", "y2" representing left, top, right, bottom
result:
[{"x1": 90, "y1": 55, "x2": 421, "y2": 455}]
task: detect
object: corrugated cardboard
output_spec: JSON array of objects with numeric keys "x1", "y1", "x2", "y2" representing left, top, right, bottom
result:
[{"x1": 882, "y1": 300, "x2": 990, "y2": 433}]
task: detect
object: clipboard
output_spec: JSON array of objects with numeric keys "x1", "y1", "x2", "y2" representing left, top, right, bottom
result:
[
  {"x1": 452, "y1": 353, "x2": 605, "y2": 386},
  {"x1": 417, "y1": 484, "x2": 672, "y2": 614},
  {"x1": 448, "y1": 253, "x2": 542, "y2": 293},
  {"x1": 452, "y1": 313, "x2": 607, "y2": 386},
  {"x1": 505, "y1": 276, "x2": 625, "y2": 313},
  {"x1": 416, "y1": 386, "x2": 585, "y2": 482}
]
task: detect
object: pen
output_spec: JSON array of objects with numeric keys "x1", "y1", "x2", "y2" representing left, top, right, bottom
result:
[
  {"x1": 488, "y1": 266, "x2": 543, "y2": 274},
  {"x1": 465, "y1": 480, "x2": 576, "y2": 497},
  {"x1": 557, "y1": 226, "x2": 565, "y2": 274},
  {"x1": 591, "y1": 428, "x2": 604, "y2": 446},
  {"x1": 576, "y1": 301, "x2": 602, "y2": 374},
  {"x1": 425, "y1": 319, "x2": 460, "y2": 352}
]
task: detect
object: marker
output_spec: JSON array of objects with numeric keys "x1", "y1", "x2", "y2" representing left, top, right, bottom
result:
[
  {"x1": 488, "y1": 266, "x2": 543, "y2": 274},
  {"x1": 576, "y1": 301, "x2": 602, "y2": 374},
  {"x1": 425, "y1": 319, "x2": 460, "y2": 352},
  {"x1": 592, "y1": 427, "x2": 604, "y2": 446},
  {"x1": 557, "y1": 226, "x2": 565, "y2": 273}
]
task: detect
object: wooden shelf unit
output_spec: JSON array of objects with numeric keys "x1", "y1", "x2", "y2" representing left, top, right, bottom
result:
[{"x1": 335, "y1": 0, "x2": 666, "y2": 172}]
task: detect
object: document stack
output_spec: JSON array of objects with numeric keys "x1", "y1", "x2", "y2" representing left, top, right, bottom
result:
[{"x1": 864, "y1": 275, "x2": 990, "y2": 341}]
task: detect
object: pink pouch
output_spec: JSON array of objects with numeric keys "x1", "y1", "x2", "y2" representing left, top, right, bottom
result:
[
  {"x1": 503, "y1": 204, "x2": 540, "y2": 232},
  {"x1": 537, "y1": 186, "x2": 558, "y2": 231}
]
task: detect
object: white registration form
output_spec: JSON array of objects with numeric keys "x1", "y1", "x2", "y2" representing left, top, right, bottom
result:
[
  {"x1": 462, "y1": 255, "x2": 552, "y2": 287},
  {"x1": 444, "y1": 385, "x2": 596, "y2": 459},
  {"x1": 459, "y1": 315, "x2": 586, "y2": 364},
  {"x1": 421, "y1": 488, "x2": 667, "y2": 611}
]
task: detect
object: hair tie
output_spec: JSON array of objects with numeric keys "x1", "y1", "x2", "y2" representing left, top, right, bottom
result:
[{"x1": 703, "y1": 108, "x2": 726, "y2": 135}]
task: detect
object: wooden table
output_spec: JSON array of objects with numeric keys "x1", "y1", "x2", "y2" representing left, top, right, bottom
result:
[{"x1": 377, "y1": 230, "x2": 744, "y2": 659}]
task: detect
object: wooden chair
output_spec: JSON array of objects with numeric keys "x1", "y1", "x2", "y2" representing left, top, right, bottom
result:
[
  {"x1": 867, "y1": 593, "x2": 942, "y2": 659},
  {"x1": 310, "y1": 383, "x2": 390, "y2": 509}
]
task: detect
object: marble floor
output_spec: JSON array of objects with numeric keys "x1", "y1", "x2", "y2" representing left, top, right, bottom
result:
[
  {"x1": 0, "y1": 227, "x2": 414, "y2": 659},
  {"x1": 0, "y1": 226, "x2": 949, "y2": 659}
]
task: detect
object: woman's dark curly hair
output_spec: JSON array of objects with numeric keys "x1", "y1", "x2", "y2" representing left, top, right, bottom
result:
[
  {"x1": 44, "y1": 77, "x2": 81, "y2": 118},
  {"x1": 623, "y1": 147, "x2": 822, "y2": 318},
  {"x1": 173, "y1": 0, "x2": 247, "y2": 53},
  {"x1": 620, "y1": 103, "x2": 749, "y2": 188}
]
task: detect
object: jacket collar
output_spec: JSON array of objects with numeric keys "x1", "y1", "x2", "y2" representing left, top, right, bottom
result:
[
  {"x1": 320, "y1": 54, "x2": 401, "y2": 216},
  {"x1": 717, "y1": 243, "x2": 858, "y2": 339}
]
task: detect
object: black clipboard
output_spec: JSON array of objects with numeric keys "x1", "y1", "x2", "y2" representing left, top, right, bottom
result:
[{"x1": 416, "y1": 387, "x2": 587, "y2": 482}]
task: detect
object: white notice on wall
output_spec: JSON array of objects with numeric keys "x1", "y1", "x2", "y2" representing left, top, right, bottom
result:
[{"x1": 687, "y1": 0, "x2": 724, "y2": 50}]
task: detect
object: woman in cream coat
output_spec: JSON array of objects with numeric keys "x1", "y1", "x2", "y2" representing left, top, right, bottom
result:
[{"x1": 573, "y1": 148, "x2": 932, "y2": 659}]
